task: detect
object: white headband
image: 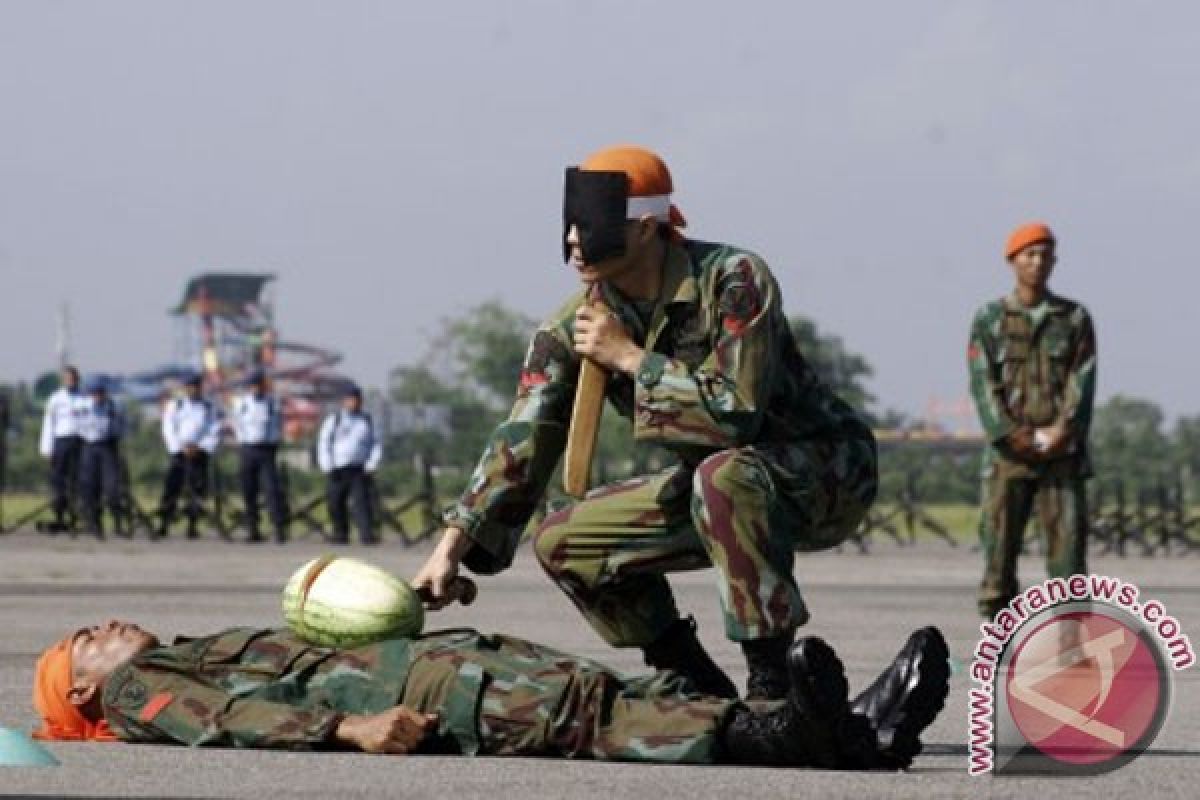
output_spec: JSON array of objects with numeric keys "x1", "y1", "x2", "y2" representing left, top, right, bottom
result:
[{"x1": 626, "y1": 193, "x2": 672, "y2": 222}]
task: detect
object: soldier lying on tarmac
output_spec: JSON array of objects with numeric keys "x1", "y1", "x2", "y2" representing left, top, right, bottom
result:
[{"x1": 32, "y1": 620, "x2": 949, "y2": 770}]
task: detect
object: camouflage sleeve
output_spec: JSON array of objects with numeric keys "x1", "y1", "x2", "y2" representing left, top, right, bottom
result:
[
  {"x1": 631, "y1": 254, "x2": 778, "y2": 449},
  {"x1": 446, "y1": 325, "x2": 577, "y2": 575},
  {"x1": 1060, "y1": 306, "x2": 1097, "y2": 437},
  {"x1": 104, "y1": 665, "x2": 342, "y2": 749},
  {"x1": 967, "y1": 308, "x2": 1018, "y2": 444}
]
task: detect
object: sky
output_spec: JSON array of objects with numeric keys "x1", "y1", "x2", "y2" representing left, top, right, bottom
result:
[{"x1": 2, "y1": 1, "x2": 1198, "y2": 421}]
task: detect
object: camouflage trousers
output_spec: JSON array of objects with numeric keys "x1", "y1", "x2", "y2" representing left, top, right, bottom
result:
[
  {"x1": 533, "y1": 438, "x2": 877, "y2": 645},
  {"x1": 400, "y1": 631, "x2": 734, "y2": 763},
  {"x1": 977, "y1": 457, "x2": 1089, "y2": 617}
]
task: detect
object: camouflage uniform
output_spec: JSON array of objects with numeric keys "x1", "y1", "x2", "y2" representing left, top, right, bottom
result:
[
  {"x1": 445, "y1": 240, "x2": 877, "y2": 645},
  {"x1": 968, "y1": 291, "x2": 1097, "y2": 617},
  {"x1": 102, "y1": 627, "x2": 732, "y2": 762}
]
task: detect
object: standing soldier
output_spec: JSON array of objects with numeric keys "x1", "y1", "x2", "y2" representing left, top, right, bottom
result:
[
  {"x1": 414, "y1": 146, "x2": 878, "y2": 701},
  {"x1": 158, "y1": 372, "x2": 221, "y2": 538},
  {"x1": 38, "y1": 365, "x2": 85, "y2": 531},
  {"x1": 77, "y1": 375, "x2": 125, "y2": 538},
  {"x1": 968, "y1": 222, "x2": 1097, "y2": 618},
  {"x1": 232, "y1": 370, "x2": 288, "y2": 543},
  {"x1": 317, "y1": 384, "x2": 383, "y2": 545}
]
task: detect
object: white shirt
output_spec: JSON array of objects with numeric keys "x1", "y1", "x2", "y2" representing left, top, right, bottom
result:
[
  {"x1": 39, "y1": 388, "x2": 85, "y2": 456},
  {"x1": 162, "y1": 396, "x2": 220, "y2": 454},
  {"x1": 232, "y1": 392, "x2": 283, "y2": 445},
  {"x1": 317, "y1": 410, "x2": 382, "y2": 472},
  {"x1": 78, "y1": 396, "x2": 124, "y2": 443}
]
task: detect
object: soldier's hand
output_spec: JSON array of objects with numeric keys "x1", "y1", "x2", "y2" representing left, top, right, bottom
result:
[
  {"x1": 412, "y1": 526, "x2": 470, "y2": 610},
  {"x1": 334, "y1": 706, "x2": 438, "y2": 754},
  {"x1": 1036, "y1": 423, "x2": 1072, "y2": 458},
  {"x1": 573, "y1": 305, "x2": 644, "y2": 375},
  {"x1": 183, "y1": 444, "x2": 199, "y2": 457},
  {"x1": 1007, "y1": 427, "x2": 1039, "y2": 460}
]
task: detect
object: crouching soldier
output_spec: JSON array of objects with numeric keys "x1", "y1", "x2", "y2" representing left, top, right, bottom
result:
[
  {"x1": 77, "y1": 375, "x2": 126, "y2": 538},
  {"x1": 317, "y1": 384, "x2": 382, "y2": 545},
  {"x1": 32, "y1": 618, "x2": 949, "y2": 771},
  {"x1": 158, "y1": 372, "x2": 221, "y2": 538}
]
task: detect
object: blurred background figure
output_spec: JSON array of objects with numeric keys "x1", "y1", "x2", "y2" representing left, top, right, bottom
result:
[
  {"x1": 232, "y1": 369, "x2": 287, "y2": 543},
  {"x1": 77, "y1": 375, "x2": 126, "y2": 538},
  {"x1": 317, "y1": 384, "x2": 382, "y2": 545},
  {"x1": 37, "y1": 365, "x2": 84, "y2": 532},
  {"x1": 158, "y1": 372, "x2": 220, "y2": 538}
]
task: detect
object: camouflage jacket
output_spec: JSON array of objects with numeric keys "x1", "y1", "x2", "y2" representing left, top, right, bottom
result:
[
  {"x1": 967, "y1": 291, "x2": 1097, "y2": 471},
  {"x1": 102, "y1": 627, "x2": 492, "y2": 753},
  {"x1": 447, "y1": 239, "x2": 872, "y2": 574}
]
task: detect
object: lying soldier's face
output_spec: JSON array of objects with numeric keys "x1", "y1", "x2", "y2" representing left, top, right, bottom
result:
[{"x1": 71, "y1": 621, "x2": 159, "y2": 682}]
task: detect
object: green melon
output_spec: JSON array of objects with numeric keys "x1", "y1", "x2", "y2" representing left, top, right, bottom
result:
[{"x1": 282, "y1": 555, "x2": 425, "y2": 647}]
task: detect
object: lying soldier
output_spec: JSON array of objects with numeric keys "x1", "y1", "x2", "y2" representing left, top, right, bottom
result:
[{"x1": 32, "y1": 620, "x2": 949, "y2": 770}]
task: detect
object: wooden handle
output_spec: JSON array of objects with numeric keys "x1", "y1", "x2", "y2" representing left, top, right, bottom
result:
[
  {"x1": 415, "y1": 576, "x2": 477, "y2": 607},
  {"x1": 563, "y1": 300, "x2": 610, "y2": 498}
]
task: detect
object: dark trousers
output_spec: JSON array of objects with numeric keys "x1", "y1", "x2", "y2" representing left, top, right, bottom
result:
[
  {"x1": 49, "y1": 435, "x2": 83, "y2": 522},
  {"x1": 326, "y1": 465, "x2": 374, "y2": 544},
  {"x1": 239, "y1": 444, "x2": 286, "y2": 538},
  {"x1": 160, "y1": 451, "x2": 210, "y2": 533},
  {"x1": 79, "y1": 440, "x2": 123, "y2": 533}
]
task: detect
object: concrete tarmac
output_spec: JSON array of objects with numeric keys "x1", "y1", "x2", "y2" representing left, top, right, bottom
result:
[{"x1": 1, "y1": 529, "x2": 1196, "y2": 798}]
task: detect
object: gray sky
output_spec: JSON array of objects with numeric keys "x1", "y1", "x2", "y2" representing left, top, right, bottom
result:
[{"x1": 2, "y1": 1, "x2": 1197, "y2": 420}]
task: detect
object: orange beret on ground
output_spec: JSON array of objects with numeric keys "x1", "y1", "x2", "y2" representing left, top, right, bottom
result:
[
  {"x1": 32, "y1": 636, "x2": 117, "y2": 742},
  {"x1": 1006, "y1": 222, "x2": 1055, "y2": 259},
  {"x1": 580, "y1": 145, "x2": 687, "y2": 228}
]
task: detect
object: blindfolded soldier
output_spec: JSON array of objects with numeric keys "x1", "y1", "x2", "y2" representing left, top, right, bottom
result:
[{"x1": 416, "y1": 146, "x2": 878, "y2": 702}]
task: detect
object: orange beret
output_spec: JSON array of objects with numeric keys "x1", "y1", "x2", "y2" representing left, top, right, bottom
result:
[
  {"x1": 1006, "y1": 222, "x2": 1055, "y2": 260},
  {"x1": 580, "y1": 145, "x2": 687, "y2": 229},
  {"x1": 32, "y1": 635, "x2": 117, "y2": 742}
]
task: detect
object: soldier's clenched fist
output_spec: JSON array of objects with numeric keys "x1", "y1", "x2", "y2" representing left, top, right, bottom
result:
[{"x1": 334, "y1": 706, "x2": 439, "y2": 754}]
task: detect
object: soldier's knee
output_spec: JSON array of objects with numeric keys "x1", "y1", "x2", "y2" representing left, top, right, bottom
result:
[
  {"x1": 532, "y1": 508, "x2": 573, "y2": 575},
  {"x1": 692, "y1": 449, "x2": 763, "y2": 504}
]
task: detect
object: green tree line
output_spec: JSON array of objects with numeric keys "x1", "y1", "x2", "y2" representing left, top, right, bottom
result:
[{"x1": 4, "y1": 302, "x2": 1198, "y2": 509}]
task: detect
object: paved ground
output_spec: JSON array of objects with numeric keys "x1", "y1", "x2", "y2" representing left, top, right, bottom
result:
[{"x1": 0, "y1": 529, "x2": 1196, "y2": 798}]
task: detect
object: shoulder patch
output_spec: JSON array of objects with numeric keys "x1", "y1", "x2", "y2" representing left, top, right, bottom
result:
[
  {"x1": 138, "y1": 692, "x2": 175, "y2": 722},
  {"x1": 524, "y1": 330, "x2": 570, "y2": 374},
  {"x1": 717, "y1": 261, "x2": 763, "y2": 336}
]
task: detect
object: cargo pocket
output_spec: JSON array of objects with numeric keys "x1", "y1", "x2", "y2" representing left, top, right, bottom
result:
[{"x1": 401, "y1": 649, "x2": 486, "y2": 756}]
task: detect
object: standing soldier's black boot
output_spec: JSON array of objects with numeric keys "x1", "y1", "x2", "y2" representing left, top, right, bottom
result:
[{"x1": 643, "y1": 617, "x2": 739, "y2": 699}]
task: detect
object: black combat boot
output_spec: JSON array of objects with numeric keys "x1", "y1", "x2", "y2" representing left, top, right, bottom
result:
[
  {"x1": 643, "y1": 617, "x2": 739, "y2": 699},
  {"x1": 720, "y1": 637, "x2": 852, "y2": 768},
  {"x1": 111, "y1": 510, "x2": 132, "y2": 539},
  {"x1": 155, "y1": 509, "x2": 172, "y2": 539},
  {"x1": 742, "y1": 634, "x2": 794, "y2": 701},
  {"x1": 849, "y1": 626, "x2": 950, "y2": 770}
]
